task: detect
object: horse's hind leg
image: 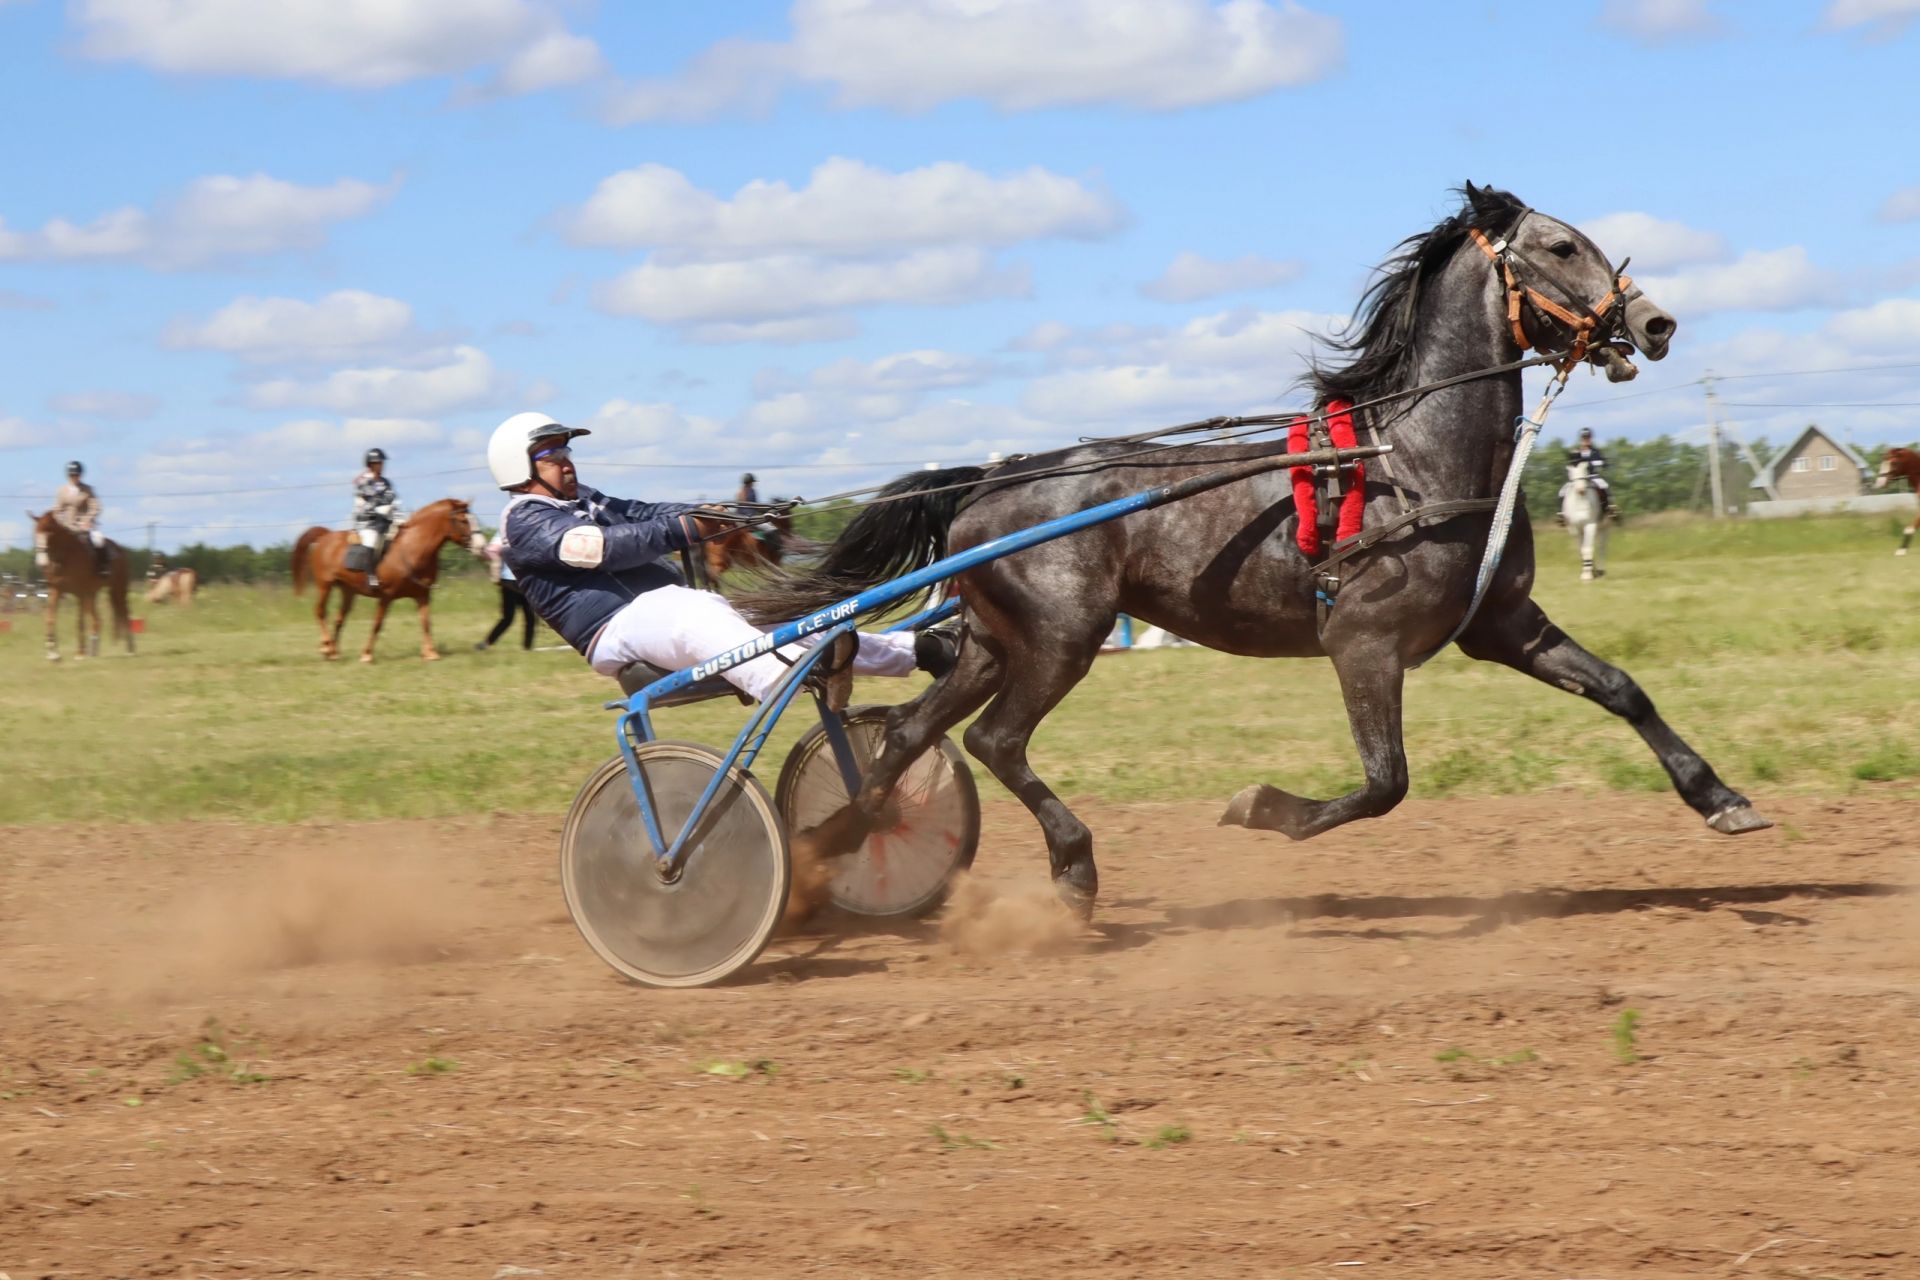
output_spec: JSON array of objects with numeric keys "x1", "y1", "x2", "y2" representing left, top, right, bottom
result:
[
  {"x1": 788, "y1": 637, "x2": 1005, "y2": 919},
  {"x1": 1220, "y1": 636, "x2": 1409, "y2": 840},
  {"x1": 360, "y1": 598, "x2": 393, "y2": 664},
  {"x1": 962, "y1": 636, "x2": 1104, "y2": 915},
  {"x1": 1459, "y1": 597, "x2": 1770, "y2": 834}
]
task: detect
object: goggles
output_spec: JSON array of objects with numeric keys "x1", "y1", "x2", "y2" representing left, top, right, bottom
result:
[{"x1": 531, "y1": 443, "x2": 574, "y2": 464}]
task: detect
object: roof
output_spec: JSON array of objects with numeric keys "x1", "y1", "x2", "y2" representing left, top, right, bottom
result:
[{"x1": 1749, "y1": 424, "x2": 1871, "y2": 490}]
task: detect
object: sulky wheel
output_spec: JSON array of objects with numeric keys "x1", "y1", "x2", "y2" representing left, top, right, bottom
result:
[
  {"x1": 560, "y1": 741, "x2": 789, "y2": 989},
  {"x1": 775, "y1": 705, "x2": 980, "y2": 919}
]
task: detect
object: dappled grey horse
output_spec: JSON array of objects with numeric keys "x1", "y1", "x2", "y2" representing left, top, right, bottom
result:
[{"x1": 743, "y1": 184, "x2": 1771, "y2": 916}]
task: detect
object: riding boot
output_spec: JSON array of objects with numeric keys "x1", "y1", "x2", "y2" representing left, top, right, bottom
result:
[
  {"x1": 913, "y1": 616, "x2": 964, "y2": 678},
  {"x1": 806, "y1": 633, "x2": 859, "y2": 712}
]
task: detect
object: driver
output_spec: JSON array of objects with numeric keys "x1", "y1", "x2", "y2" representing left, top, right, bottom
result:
[
  {"x1": 351, "y1": 447, "x2": 403, "y2": 590},
  {"x1": 486, "y1": 412, "x2": 957, "y2": 702}
]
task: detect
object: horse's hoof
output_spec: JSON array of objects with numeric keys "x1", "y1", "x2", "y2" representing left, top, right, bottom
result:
[
  {"x1": 359, "y1": 654, "x2": 374, "y2": 665},
  {"x1": 1896, "y1": 548, "x2": 1908, "y2": 557},
  {"x1": 1053, "y1": 877, "x2": 1096, "y2": 922},
  {"x1": 1706, "y1": 804, "x2": 1773, "y2": 835},
  {"x1": 1219, "y1": 784, "x2": 1263, "y2": 828},
  {"x1": 45, "y1": 652, "x2": 61, "y2": 663}
]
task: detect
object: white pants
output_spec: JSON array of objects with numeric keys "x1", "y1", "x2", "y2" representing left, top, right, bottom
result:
[
  {"x1": 357, "y1": 528, "x2": 382, "y2": 549},
  {"x1": 588, "y1": 584, "x2": 918, "y2": 701}
]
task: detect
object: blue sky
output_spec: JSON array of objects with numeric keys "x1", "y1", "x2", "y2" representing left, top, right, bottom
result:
[{"x1": 3, "y1": 0, "x2": 1918, "y2": 549}]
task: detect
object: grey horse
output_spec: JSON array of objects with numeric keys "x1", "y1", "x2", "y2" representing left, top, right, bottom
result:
[{"x1": 743, "y1": 184, "x2": 1771, "y2": 916}]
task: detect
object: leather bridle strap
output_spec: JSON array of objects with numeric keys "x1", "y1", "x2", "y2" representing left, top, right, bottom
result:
[{"x1": 1470, "y1": 225, "x2": 1632, "y2": 365}]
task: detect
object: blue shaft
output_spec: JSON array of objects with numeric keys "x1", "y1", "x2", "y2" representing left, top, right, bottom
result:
[{"x1": 628, "y1": 441, "x2": 1388, "y2": 707}]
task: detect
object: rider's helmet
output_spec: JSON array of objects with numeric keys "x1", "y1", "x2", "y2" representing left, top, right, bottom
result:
[
  {"x1": 65, "y1": 460, "x2": 83, "y2": 478},
  {"x1": 487, "y1": 411, "x2": 591, "y2": 490},
  {"x1": 364, "y1": 447, "x2": 387, "y2": 467},
  {"x1": 1577, "y1": 428, "x2": 1593, "y2": 443},
  {"x1": 741, "y1": 472, "x2": 756, "y2": 484}
]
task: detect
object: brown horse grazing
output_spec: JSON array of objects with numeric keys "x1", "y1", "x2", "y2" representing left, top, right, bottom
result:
[
  {"x1": 146, "y1": 567, "x2": 199, "y2": 606},
  {"x1": 291, "y1": 498, "x2": 484, "y2": 662},
  {"x1": 29, "y1": 511, "x2": 133, "y2": 660},
  {"x1": 1873, "y1": 446, "x2": 1920, "y2": 555}
]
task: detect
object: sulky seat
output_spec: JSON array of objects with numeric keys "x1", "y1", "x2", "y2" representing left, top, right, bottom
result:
[{"x1": 615, "y1": 661, "x2": 753, "y2": 708}]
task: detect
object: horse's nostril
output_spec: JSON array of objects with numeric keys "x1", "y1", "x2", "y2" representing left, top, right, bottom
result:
[{"x1": 1645, "y1": 315, "x2": 1674, "y2": 338}]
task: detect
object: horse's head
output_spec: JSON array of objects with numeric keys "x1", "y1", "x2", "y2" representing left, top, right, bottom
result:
[
  {"x1": 1876, "y1": 446, "x2": 1918, "y2": 491},
  {"x1": 1463, "y1": 184, "x2": 1675, "y2": 384},
  {"x1": 1566, "y1": 460, "x2": 1590, "y2": 486},
  {"x1": 447, "y1": 499, "x2": 486, "y2": 554}
]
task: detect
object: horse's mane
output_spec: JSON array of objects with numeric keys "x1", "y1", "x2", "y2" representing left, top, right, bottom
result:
[{"x1": 1305, "y1": 183, "x2": 1528, "y2": 406}]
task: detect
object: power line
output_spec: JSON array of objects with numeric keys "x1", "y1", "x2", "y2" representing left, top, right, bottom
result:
[{"x1": 1719, "y1": 400, "x2": 1920, "y2": 408}]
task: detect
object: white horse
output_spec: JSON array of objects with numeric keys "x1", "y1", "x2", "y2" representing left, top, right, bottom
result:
[{"x1": 1561, "y1": 461, "x2": 1608, "y2": 581}]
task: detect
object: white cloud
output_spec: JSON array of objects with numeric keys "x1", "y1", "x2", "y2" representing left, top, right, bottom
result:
[
  {"x1": 165, "y1": 290, "x2": 417, "y2": 363},
  {"x1": 809, "y1": 349, "x2": 999, "y2": 392},
  {"x1": 495, "y1": 30, "x2": 605, "y2": 94},
  {"x1": 1019, "y1": 306, "x2": 1338, "y2": 422},
  {"x1": 1638, "y1": 247, "x2": 1847, "y2": 316},
  {"x1": 567, "y1": 158, "x2": 1122, "y2": 256},
  {"x1": 685, "y1": 316, "x2": 862, "y2": 345},
  {"x1": 1820, "y1": 297, "x2": 1920, "y2": 353},
  {"x1": 0, "y1": 173, "x2": 394, "y2": 269},
  {"x1": 1, "y1": 415, "x2": 39, "y2": 450},
  {"x1": 1596, "y1": 0, "x2": 1725, "y2": 43},
  {"x1": 73, "y1": 0, "x2": 599, "y2": 91},
  {"x1": 1141, "y1": 251, "x2": 1304, "y2": 303},
  {"x1": 247, "y1": 345, "x2": 509, "y2": 416},
  {"x1": 605, "y1": 0, "x2": 1344, "y2": 121},
  {"x1": 1879, "y1": 186, "x2": 1920, "y2": 222},
  {"x1": 250, "y1": 416, "x2": 447, "y2": 457},
  {"x1": 596, "y1": 248, "x2": 1028, "y2": 324},
  {"x1": 49, "y1": 391, "x2": 159, "y2": 419},
  {"x1": 1824, "y1": 0, "x2": 1920, "y2": 34},
  {"x1": 1580, "y1": 212, "x2": 1729, "y2": 272}
]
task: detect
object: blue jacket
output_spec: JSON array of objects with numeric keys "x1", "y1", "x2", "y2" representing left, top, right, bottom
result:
[{"x1": 500, "y1": 486, "x2": 703, "y2": 656}]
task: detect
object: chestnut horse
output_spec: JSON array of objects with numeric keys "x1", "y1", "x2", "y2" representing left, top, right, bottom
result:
[
  {"x1": 29, "y1": 511, "x2": 132, "y2": 660},
  {"x1": 699, "y1": 508, "x2": 804, "y2": 585},
  {"x1": 291, "y1": 498, "x2": 484, "y2": 662},
  {"x1": 1873, "y1": 446, "x2": 1920, "y2": 555}
]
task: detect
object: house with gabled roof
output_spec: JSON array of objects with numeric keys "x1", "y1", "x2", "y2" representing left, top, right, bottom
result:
[{"x1": 1747, "y1": 424, "x2": 1910, "y2": 518}]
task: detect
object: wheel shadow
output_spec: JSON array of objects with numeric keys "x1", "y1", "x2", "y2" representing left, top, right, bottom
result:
[{"x1": 1134, "y1": 880, "x2": 1918, "y2": 944}]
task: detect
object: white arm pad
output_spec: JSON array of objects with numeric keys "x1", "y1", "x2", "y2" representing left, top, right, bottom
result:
[{"x1": 559, "y1": 524, "x2": 605, "y2": 568}]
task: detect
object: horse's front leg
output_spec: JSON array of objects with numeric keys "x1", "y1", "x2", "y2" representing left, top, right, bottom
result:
[
  {"x1": 1580, "y1": 519, "x2": 1597, "y2": 580},
  {"x1": 44, "y1": 586, "x2": 61, "y2": 661},
  {"x1": 1900, "y1": 505, "x2": 1917, "y2": 556},
  {"x1": 1220, "y1": 637, "x2": 1408, "y2": 840},
  {"x1": 360, "y1": 597, "x2": 393, "y2": 663},
  {"x1": 1458, "y1": 596, "x2": 1770, "y2": 833},
  {"x1": 416, "y1": 596, "x2": 440, "y2": 661}
]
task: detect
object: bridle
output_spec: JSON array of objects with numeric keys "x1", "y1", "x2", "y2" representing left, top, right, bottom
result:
[{"x1": 1471, "y1": 210, "x2": 1634, "y2": 367}]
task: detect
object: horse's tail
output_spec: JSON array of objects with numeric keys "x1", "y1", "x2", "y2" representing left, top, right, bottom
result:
[
  {"x1": 736, "y1": 466, "x2": 985, "y2": 624},
  {"x1": 291, "y1": 526, "x2": 326, "y2": 594}
]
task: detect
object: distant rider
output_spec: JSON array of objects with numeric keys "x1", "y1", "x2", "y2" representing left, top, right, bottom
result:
[
  {"x1": 1561, "y1": 427, "x2": 1617, "y2": 522},
  {"x1": 736, "y1": 472, "x2": 760, "y2": 505},
  {"x1": 54, "y1": 460, "x2": 111, "y2": 575},
  {"x1": 486, "y1": 412, "x2": 957, "y2": 702},
  {"x1": 350, "y1": 447, "x2": 403, "y2": 590}
]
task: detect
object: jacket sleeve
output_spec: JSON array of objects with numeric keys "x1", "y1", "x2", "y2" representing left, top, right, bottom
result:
[
  {"x1": 503, "y1": 499, "x2": 697, "y2": 577},
  {"x1": 582, "y1": 488, "x2": 703, "y2": 571}
]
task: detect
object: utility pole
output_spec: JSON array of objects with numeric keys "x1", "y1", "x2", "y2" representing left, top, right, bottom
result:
[{"x1": 1702, "y1": 373, "x2": 1727, "y2": 518}]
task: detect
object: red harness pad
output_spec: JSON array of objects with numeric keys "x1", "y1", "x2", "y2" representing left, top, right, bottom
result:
[{"x1": 1289, "y1": 399, "x2": 1364, "y2": 557}]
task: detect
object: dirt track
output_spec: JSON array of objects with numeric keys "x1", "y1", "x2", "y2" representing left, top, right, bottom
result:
[{"x1": 5, "y1": 792, "x2": 1920, "y2": 1278}]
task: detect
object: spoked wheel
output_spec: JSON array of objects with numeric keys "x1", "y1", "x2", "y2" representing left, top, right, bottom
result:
[
  {"x1": 560, "y1": 741, "x2": 789, "y2": 989},
  {"x1": 775, "y1": 705, "x2": 980, "y2": 919}
]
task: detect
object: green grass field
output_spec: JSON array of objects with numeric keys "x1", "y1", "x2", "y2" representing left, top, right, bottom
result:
[{"x1": 3, "y1": 513, "x2": 1917, "y2": 826}]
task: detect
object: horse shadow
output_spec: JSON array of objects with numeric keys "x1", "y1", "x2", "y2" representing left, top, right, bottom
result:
[{"x1": 1095, "y1": 880, "x2": 1917, "y2": 948}]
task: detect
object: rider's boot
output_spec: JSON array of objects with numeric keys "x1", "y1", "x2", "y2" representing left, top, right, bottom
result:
[
  {"x1": 808, "y1": 633, "x2": 858, "y2": 712},
  {"x1": 913, "y1": 616, "x2": 964, "y2": 678}
]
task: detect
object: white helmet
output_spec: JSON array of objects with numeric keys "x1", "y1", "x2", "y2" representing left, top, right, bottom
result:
[{"x1": 487, "y1": 411, "x2": 590, "y2": 490}]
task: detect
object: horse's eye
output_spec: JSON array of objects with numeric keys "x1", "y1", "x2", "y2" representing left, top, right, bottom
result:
[{"x1": 1550, "y1": 241, "x2": 1576, "y2": 259}]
